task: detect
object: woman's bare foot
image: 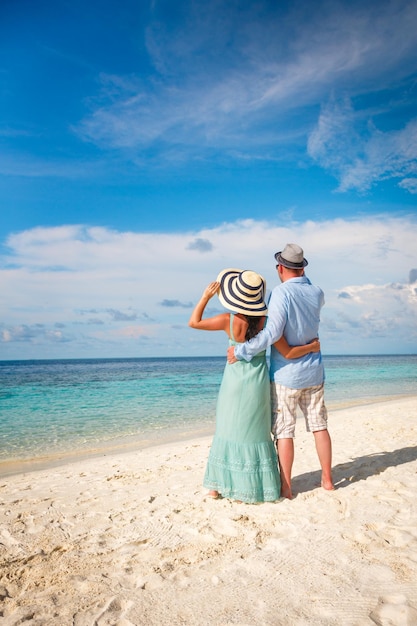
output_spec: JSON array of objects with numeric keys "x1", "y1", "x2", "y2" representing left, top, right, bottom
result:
[{"x1": 208, "y1": 490, "x2": 219, "y2": 498}]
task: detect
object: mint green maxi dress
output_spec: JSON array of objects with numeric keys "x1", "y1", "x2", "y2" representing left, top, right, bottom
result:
[{"x1": 203, "y1": 315, "x2": 281, "y2": 503}]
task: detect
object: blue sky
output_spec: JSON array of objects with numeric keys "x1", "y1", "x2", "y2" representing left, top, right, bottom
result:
[{"x1": 1, "y1": 0, "x2": 416, "y2": 359}]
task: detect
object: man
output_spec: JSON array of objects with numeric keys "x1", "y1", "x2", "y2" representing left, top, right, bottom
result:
[{"x1": 227, "y1": 243, "x2": 334, "y2": 499}]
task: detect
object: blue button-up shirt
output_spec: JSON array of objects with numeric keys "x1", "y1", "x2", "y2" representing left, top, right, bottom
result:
[{"x1": 234, "y1": 276, "x2": 325, "y2": 388}]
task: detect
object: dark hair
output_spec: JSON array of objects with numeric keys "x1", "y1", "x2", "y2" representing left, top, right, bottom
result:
[{"x1": 245, "y1": 315, "x2": 262, "y2": 341}]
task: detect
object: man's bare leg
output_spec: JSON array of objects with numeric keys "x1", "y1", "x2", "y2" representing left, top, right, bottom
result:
[
  {"x1": 277, "y1": 438, "x2": 294, "y2": 499},
  {"x1": 313, "y1": 429, "x2": 334, "y2": 490}
]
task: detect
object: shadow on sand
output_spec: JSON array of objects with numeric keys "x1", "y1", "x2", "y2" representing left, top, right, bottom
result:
[{"x1": 291, "y1": 445, "x2": 417, "y2": 495}]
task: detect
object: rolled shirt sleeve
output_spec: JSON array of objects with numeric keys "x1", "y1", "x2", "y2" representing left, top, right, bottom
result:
[
  {"x1": 233, "y1": 276, "x2": 325, "y2": 388},
  {"x1": 234, "y1": 288, "x2": 287, "y2": 361}
]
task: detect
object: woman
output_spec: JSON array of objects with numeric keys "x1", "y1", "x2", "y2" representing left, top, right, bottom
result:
[{"x1": 189, "y1": 269, "x2": 319, "y2": 503}]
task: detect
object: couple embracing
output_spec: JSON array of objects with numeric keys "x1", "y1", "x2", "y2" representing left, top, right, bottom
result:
[{"x1": 189, "y1": 243, "x2": 334, "y2": 503}]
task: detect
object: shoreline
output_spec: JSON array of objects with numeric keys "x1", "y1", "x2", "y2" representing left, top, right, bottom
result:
[
  {"x1": 1, "y1": 395, "x2": 416, "y2": 625},
  {"x1": 0, "y1": 424, "x2": 215, "y2": 478},
  {"x1": 1, "y1": 393, "x2": 415, "y2": 478}
]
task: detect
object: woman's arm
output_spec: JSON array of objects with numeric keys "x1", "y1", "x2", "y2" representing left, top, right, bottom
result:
[
  {"x1": 188, "y1": 282, "x2": 229, "y2": 332},
  {"x1": 273, "y1": 336, "x2": 320, "y2": 359}
]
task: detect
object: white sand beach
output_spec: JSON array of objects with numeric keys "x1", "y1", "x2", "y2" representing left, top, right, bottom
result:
[{"x1": 1, "y1": 396, "x2": 417, "y2": 625}]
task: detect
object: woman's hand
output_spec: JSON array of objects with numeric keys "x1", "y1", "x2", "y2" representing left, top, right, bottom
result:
[
  {"x1": 309, "y1": 338, "x2": 321, "y2": 353},
  {"x1": 202, "y1": 281, "x2": 220, "y2": 300},
  {"x1": 188, "y1": 281, "x2": 228, "y2": 331}
]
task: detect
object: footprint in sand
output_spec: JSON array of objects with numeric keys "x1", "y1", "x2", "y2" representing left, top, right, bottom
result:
[
  {"x1": 205, "y1": 515, "x2": 241, "y2": 538},
  {"x1": 376, "y1": 525, "x2": 417, "y2": 548},
  {"x1": 74, "y1": 596, "x2": 134, "y2": 626},
  {"x1": 369, "y1": 594, "x2": 417, "y2": 625},
  {"x1": 0, "y1": 528, "x2": 21, "y2": 548}
]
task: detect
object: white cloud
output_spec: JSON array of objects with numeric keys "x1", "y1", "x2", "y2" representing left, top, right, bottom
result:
[
  {"x1": 3, "y1": 1, "x2": 417, "y2": 192},
  {"x1": 399, "y1": 178, "x2": 417, "y2": 194},
  {"x1": 323, "y1": 280, "x2": 417, "y2": 353},
  {"x1": 1, "y1": 215, "x2": 416, "y2": 358},
  {"x1": 308, "y1": 100, "x2": 417, "y2": 192},
  {"x1": 76, "y1": 1, "x2": 417, "y2": 164}
]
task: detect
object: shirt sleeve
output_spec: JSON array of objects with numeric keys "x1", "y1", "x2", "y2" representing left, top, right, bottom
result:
[{"x1": 234, "y1": 287, "x2": 287, "y2": 361}]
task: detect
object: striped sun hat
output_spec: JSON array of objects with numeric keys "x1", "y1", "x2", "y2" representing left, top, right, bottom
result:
[{"x1": 216, "y1": 268, "x2": 267, "y2": 316}]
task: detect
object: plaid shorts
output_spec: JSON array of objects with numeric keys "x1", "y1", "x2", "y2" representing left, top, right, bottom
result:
[{"x1": 271, "y1": 382, "x2": 328, "y2": 439}]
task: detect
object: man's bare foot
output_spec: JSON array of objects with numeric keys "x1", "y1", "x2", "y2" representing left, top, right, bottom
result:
[
  {"x1": 280, "y1": 488, "x2": 293, "y2": 500},
  {"x1": 321, "y1": 479, "x2": 335, "y2": 491}
]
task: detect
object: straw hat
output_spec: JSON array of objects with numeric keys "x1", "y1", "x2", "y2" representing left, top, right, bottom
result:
[{"x1": 216, "y1": 268, "x2": 267, "y2": 316}]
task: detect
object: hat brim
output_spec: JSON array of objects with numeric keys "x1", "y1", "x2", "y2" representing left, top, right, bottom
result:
[
  {"x1": 216, "y1": 268, "x2": 268, "y2": 316},
  {"x1": 274, "y1": 252, "x2": 308, "y2": 268}
]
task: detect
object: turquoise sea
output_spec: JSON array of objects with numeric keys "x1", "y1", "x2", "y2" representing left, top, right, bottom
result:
[{"x1": 0, "y1": 355, "x2": 416, "y2": 468}]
